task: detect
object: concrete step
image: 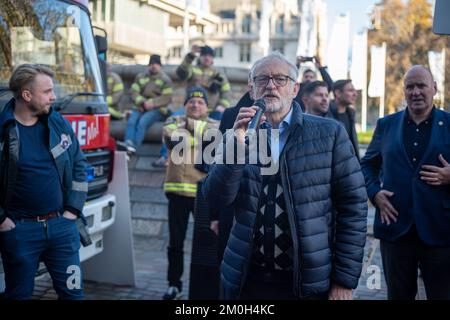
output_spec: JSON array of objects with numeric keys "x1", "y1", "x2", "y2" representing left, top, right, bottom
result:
[{"x1": 130, "y1": 186, "x2": 168, "y2": 205}]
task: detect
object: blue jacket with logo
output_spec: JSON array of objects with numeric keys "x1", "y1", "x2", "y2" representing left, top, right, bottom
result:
[{"x1": 0, "y1": 98, "x2": 88, "y2": 224}]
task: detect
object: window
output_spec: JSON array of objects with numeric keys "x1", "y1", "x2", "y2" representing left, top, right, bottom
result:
[
  {"x1": 214, "y1": 47, "x2": 223, "y2": 58},
  {"x1": 101, "y1": 0, "x2": 106, "y2": 21},
  {"x1": 271, "y1": 41, "x2": 284, "y2": 54},
  {"x1": 110, "y1": 0, "x2": 115, "y2": 22},
  {"x1": 276, "y1": 15, "x2": 285, "y2": 34},
  {"x1": 239, "y1": 43, "x2": 251, "y2": 62},
  {"x1": 169, "y1": 46, "x2": 182, "y2": 58},
  {"x1": 242, "y1": 14, "x2": 251, "y2": 34},
  {"x1": 92, "y1": 0, "x2": 98, "y2": 21}
]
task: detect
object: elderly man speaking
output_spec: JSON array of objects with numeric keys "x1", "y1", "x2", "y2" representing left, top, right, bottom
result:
[{"x1": 203, "y1": 52, "x2": 368, "y2": 300}]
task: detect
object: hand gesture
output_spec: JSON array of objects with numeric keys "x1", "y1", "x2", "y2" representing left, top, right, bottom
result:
[
  {"x1": 374, "y1": 190, "x2": 398, "y2": 225},
  {"x1": 420, "y1": 154, "x2": 450, "y2": 186}
]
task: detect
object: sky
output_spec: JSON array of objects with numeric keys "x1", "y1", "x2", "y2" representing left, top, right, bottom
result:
[
  {"x1": 326, "y1": 0, "x2": 379, "y2": 39},
  {"x1": 326, "y1": 0, "x2": 436, "y2": 40}
]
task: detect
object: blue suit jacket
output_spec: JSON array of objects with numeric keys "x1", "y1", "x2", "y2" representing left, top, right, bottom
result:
[{"x1": 361, "y1": 108, "x2": 450, "y2": 246}]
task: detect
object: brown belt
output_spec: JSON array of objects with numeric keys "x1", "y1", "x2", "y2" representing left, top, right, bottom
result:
[{"x1": 19, "y1": 211, "x2": 60, "y2": 222}]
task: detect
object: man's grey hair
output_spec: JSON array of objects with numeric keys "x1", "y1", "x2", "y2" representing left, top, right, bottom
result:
[{"x1": 249, "y1": 52, "x2": 299, "y2": 84}]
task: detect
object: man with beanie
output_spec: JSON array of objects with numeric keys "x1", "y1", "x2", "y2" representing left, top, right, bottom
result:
[
  {"x1": 176, "y1": 45, "x2": 231, "y2": 119},
  {"x1": 162, "y1": 86, "x2": 219, "y2": 300},
  {"x1": 119, "y1": 54, "x2": 173, "y2": 154}
]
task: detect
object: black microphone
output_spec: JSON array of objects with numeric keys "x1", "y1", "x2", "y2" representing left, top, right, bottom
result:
[{"x1": 245, "y1": 98, "x2": 266, "y2": 144}]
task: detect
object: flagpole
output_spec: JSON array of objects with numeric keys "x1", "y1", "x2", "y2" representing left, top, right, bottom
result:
[
  {"x1": 183, "y1": 0, "x2": 190, "y2": 55},
  {"x1": 361, "y1": 29, "x2": 368, "y2": 132},
  {"x1": 442, "y1": 48, "x2": 446, "y2": 109},
  {"x1": 379, "y1": 42, "x2": 386, "y2": 118}
]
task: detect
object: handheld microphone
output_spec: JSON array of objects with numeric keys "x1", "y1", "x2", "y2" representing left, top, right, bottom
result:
[{"x1": 245, "y1": 98, "x2": 266, "y2": 144}]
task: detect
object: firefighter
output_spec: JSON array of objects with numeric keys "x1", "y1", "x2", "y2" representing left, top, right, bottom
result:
[
  {"x1": 176, "y1": 45, "x2": 231, "y2": 119},
  {"x1": 106, "y1": 63, "x2": 125, "y2": 120},
  {"x1": 118, "y1": 54, "x2": 173, "y2": 154},
  {"x1": 152, "y1": 45, "x2": 231, "y2": 167},
  {"x1": 161, "y1": 86, "x2": 219, "y2": 300}
]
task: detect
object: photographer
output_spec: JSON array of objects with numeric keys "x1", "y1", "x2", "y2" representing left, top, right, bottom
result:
[
  {"x1": 294, "y1": 55, "x2": 333, "y2": 111},
  {"x1": 176, "y1": 45, "x2": 231, "y2": 120},
  {"x1": 153, "y1": 45, "x2": 231, "y2": 167}
]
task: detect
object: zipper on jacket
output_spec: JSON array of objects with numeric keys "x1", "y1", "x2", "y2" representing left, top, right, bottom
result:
[{"x1": 281, "y1": 145, "x2": 302, "y2": 298}]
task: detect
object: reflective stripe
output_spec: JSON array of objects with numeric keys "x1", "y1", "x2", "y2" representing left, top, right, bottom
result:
[
  {"x1": 162, "y1": 87, "x2": 173, "y2": 94},
  {"x1": 109, "y1": 106, "x2": 122, "y2": 118},
  {"x1": 139, "y1": 78, "x2": 150, "y2": 86},
  {"x1": 72, "y1": 181, "x2": 88, "y2": 192},
  {"x1": 192, "y1": 67, "x2": 203, "y2": 76},
  {"x1": 135, "y1": 95, "x2": 144, "y2": 104},
  {"x1": 163, "y1": 182, "x2": 197, "y2": 193},
  {"x1": 112, "y1": 83, "x2": 124, "y2": 92},
  {"x1": 195, "y1": 120, "x2": 207, "y2": 135},
  {"x1": 221, "y1": 82, "x2": 231, "y2": 92},
  {"x1": 165, "y1": 123, "x2": 177, "y2": 130},
  {"x1": 131, "y1": 83, "x2": 140, "y2": 92},
  {"x1": 107, "y1": 76, "x2": 113, "y2": 84},
  {"x1": 154, "y1": 79, "x2": 163, "y2": 86},
  {"x1": 106, "y1": 96, "x2": 113, "y2": 105},
  {"x1": 51, "y1": 134, "x2": 72, "y2": 159},
  {"x1": 219, "y1": 99, "x2": 231, "y2": 107}
]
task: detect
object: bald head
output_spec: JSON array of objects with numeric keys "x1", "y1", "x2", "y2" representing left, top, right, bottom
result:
[
  {"x1": 403, "y1": 65, "x2": 437, "y2": 121},
  {"x1": 404, "y1": 65, "x2": 434, "y2": 84}
]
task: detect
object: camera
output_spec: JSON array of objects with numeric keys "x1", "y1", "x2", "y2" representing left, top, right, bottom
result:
[{"x1": 303, "y1": 56, "x2": 314, "y2": 62}]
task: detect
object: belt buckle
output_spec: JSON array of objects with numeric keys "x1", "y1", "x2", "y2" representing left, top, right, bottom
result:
[{"x1": 36, "y1": 215, "x2": 47, "y2": 222}]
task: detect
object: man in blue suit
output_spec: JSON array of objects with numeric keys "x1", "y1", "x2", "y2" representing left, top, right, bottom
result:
[{"x1": 361, "y1": 65, "x2": 450, "y2": 300}]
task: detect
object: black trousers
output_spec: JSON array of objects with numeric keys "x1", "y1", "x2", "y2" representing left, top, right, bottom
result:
[
  {"x1": 380, "y1": 226, "x2": 450, "y2": 300},
  {"x1": 166, "y1": 193, "x2": 195, "y2": 291},
  {"x1": 239, "y1": 265, "x2": 328, "y2": 300}
]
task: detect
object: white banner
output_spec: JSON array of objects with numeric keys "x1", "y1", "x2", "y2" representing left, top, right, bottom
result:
[
  {"x1": 350, "y1": 32, "x2": 367, "y2": 90},
  {"x1": 428, "y1": 49, "x2": 446, "y2": 105},
  {"x1": 368, "y1": 44, "x2": 386, "y2": 98},
  {"x1": 297, "y1": 0, "x2": 317, "y2": 57},
  {"x1": 259, "y1": 0, "x2": 273, "y2": 57},
  {"x1": 327, "y1": 13, "x2": 350, "y2": 80}
]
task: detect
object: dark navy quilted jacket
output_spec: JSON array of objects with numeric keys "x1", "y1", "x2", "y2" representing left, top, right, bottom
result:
[{"x1": 203, "y1": 103, "x2": 368, "y2": 299}]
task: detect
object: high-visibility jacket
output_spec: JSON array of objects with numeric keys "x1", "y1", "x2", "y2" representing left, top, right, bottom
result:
[
  {"x1": 130, "y1": 70, "x2": 173, "y2": 116},
  {"x1": 162, "y1": 114, "x2": 219, "y2": 197},
  {"x1": 106, "y1": 71, "x2": 124, "y2": 119},
  {"x1": 176, "y1": 53, "x2": 231, "y2": 111}
]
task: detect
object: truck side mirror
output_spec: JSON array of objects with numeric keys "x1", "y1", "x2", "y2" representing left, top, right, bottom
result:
[
  {"x1": 95, "y1": 35, "x2": 108, "y2": 56},
  {"x1": 433, "y1": 0, "x2": 450, "y2": 35}
]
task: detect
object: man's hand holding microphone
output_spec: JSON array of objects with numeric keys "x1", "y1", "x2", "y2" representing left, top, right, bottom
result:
[{"x1": 233, "y1": 98, "x2": 267, "y2": 145}]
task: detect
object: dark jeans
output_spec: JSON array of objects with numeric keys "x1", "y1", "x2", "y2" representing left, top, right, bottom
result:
[
  {"x1": 0, "y1": 215, "x2": 83, "y2": 300},
  {"x1": 380, "y1": 227, "x2": 450, "y2": 300},
  {"x1": 125, "y1": 109, "x2": 165, "y2": 148},
  {"x1": 240, "y1": 265, "x2": 328, "y2": 300},
  {"x1": 166, "y1": 193, "x2": 195, "y2": 291}
]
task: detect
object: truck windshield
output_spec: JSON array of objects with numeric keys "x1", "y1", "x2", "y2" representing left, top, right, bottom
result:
[{"x1": 0, "y1": 0, "x2": 103, "y2": 100}]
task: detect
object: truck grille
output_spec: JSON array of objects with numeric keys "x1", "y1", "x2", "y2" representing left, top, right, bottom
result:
[{"x1": 84, "y1": 148, "x2": 111, "y2": 201}]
